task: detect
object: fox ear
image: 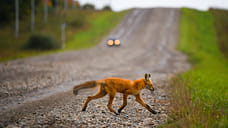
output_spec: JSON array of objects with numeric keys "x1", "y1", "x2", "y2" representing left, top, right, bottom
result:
[
  {"x1": 148, "y1": 74, "x2": 151, "y2": 78},
  {"x1": 144, "y1": 73, "x2": 148, "y2": 80}
]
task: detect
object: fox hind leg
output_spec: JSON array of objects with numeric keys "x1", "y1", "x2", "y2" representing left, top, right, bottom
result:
[{"x1": 82, "y1": 87, "x2": 107, "y2": 111}]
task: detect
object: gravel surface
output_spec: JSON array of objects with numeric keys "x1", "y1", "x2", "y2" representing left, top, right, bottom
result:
[{"x1": 0, "y1": 8, "x2": 190, "y2": 127}]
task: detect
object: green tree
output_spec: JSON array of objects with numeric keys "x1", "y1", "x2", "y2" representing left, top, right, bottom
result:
[
  {"x1": 102, "y1": 5, "x2": 112, "y2": 11},
  {"x1": 0, "y1": 0, "x2": 41, "y2": 24},
  {"x1": 82, "y1": 3, "x2": 95, "y2": 10}
]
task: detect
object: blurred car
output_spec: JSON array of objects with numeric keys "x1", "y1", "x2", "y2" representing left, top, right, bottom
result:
[{"x1": 107, "y1": 38, "x2": 120, "y2": 47}]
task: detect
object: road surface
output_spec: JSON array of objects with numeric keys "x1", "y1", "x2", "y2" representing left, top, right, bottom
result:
[{"x1": 0, "y1": 8, "x2": 189, "y2": 127}]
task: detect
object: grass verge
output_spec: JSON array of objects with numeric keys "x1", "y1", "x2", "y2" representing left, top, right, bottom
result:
[
  {"x1": 165, "y1": 8, "x2": 228, "y2": 127},
  {"x1": 66, "y1": 10, "x2": 126, "y2": 49},
  {"x1": 0, "y1": 9, "x2": 127, "y2": 62},
  {"x1": 210, "y1": 8, "x2": 228, "y2": 59}
]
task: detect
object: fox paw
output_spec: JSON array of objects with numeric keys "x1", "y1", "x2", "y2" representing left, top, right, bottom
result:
[
  {"x1": 151, "y1": 110, "x2": 157, "y2": 114},
  {"x1": 114, "y1": 111, "x2": 119, "y2": 115}
]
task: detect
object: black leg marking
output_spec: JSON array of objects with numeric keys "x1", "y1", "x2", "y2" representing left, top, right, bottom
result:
[
  {"x1": 114, "y1": 111, "x2": 119, "y2": 115},
  {"x1": 146, "y1": 104, "x2": 157, "y2": 114},
  {"x1": 82, "y1": 107, "x2": 86, "y2": 111}
]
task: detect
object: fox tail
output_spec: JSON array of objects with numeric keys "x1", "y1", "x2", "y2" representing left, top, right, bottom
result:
[{"x1": 73, "y1": 81, "x2": 97, "y2": 95}]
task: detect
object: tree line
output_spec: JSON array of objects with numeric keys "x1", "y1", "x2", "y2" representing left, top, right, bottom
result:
[
  {"x1": 0, "y1": 0, "x2": 111, "y2": 24},
  {"x1": 0, "y1": 0, "x2": 41, "y2": 24}
]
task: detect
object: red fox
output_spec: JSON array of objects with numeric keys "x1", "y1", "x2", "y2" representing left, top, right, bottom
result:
[{"x1": 73, "y1": 73, "x2": 157, "y2": 115}]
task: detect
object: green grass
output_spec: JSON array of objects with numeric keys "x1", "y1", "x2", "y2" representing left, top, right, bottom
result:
[
  {"x1": 166, "y1": 8, "x2": 228, "y2": 127},
  {"x1": 66, "y1": 10, "x2": 126, "y2": 49},
  {"x1": 210, "y1": 8, "x2": 228, "y2": 59},
  {"x1": 0, "y1": 9, "x2": 127, "y2": 62}
]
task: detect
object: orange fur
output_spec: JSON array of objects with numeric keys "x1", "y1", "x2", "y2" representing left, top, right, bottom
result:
[{"x1": 73, "y1": 73, "x2": 157, "y2": 115}]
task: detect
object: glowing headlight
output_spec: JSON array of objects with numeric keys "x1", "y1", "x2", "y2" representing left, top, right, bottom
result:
[
  {"x1": 114, "y1": 40, "x2": 120, "y2": 46},
  {"x1": 107, "y1": 40, "x2": 114, "y2": 46}
]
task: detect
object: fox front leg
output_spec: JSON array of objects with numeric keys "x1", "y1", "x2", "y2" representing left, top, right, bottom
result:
[
  {"x1": 118, "y1": 94, "x2": 128, "y2": 113},
  {"x1": 134, "y1": 94, "x2": 157, "y2": 114},
  {"x1": 107, "y1": 93, "x2": 119, "y2": 115}
]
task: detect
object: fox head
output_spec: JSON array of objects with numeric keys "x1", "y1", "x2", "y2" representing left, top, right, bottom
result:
[{"x1": 144, "y1": 73, "x2": 155, "y2": 91}]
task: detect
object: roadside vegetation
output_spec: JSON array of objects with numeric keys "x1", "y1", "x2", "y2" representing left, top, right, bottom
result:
[
  {"x1": 165, "y1": 8, "x2": 228, "y2": 127},
  {"x1": 0, "y1": 7, "x2": 127, "y2": 62},
  {"x1": 210, "y1": 8, "x2": 228, "y2": 59}
]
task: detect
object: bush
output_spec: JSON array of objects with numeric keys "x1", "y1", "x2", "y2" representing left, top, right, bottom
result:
[
  {"x1": 102, "y1": 5, "x2": 112, "y2": 11},
  {"x1": 66, "y1": 13, "x2": 86, "y2": 28},
  {"x1": 0, "y1": 0, "x2": 41, "y2": 24},
  {"x1": 82, "y1": 3, "x2": 95, "y2": 10},
  {"x1": 24, "y1": 33, "x2": 60, "y2": 50}
]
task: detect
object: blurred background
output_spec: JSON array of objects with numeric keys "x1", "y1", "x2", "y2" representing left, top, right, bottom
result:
[{"x1": 0, "y1": 0, "x2": 227, "y2": 62}]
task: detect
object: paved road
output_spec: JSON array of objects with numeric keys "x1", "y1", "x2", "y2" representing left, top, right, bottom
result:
[{"x1": 0, "y1": 8, "x2": 190, "y2": 127}]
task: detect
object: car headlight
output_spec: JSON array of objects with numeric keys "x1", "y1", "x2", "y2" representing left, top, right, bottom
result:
[
  {"x1": 114, "y1": 40, "x2": 120, "y2": 45},
  {"x1": 107, "y1": 40, "x2": 114, "y2": 46}
]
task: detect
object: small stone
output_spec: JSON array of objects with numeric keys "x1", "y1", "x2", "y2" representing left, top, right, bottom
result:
[
  {"x1": 161, "y1": 106, "x2": 166, "y2": 110},
  {"x1": 160, "y1": 114, "x2": 168, "y2": 119},
  {"x1": 138, "y1": 122, "x2": 143, "y2": 126},
  {"x1": 7, "y1": 124, "x2": 19, "y2": 128},
  {"x1": 161, "y1": 93, "x2": 167, "y2": 97},
  {"x1": 111, "y1": 123, "x2": 117, "y2": 126},
  {"x1": 143, "y1": 118, "x2": 155, "y2": 125},
  {"x1": 74, "y1": 116, "x2": 78, "y2": 120},
  {"x1": 97, "y1": 105, "x2": 102, "y2": 108},
  {"x1": 101, "y1": 125, "x2": 107, "y2": 128}
]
